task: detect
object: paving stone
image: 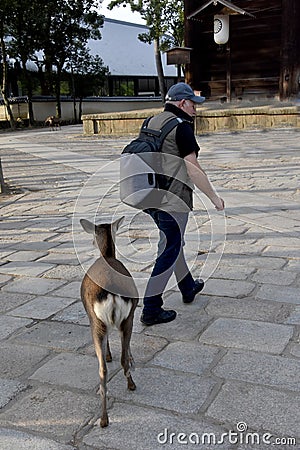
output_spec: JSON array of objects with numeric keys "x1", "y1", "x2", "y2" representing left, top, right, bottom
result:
[
  {"x1": 0, "y1": 428, "x2": 75, "y2": 450},
  {"x1": 289, "y1": 343, "x2": 300, "y2": 358},
  {"x1": 256, "y1": 285, "x2": 300, "y2": 305},
  {"x1": 0, "y1": 316, "x2": 32, "y2": 340},
  {"x1": 1, "y1": 386, "x2": 99, "y2": 443},
  {"x1": 206, "y1": 381, "x2": 300, "y2": 438},
  {"x1": 2, "y1": 277, "x2": 66, "y2": 295},
  {"x1": 153, "y1": 342, "x2": 219, "y2": 375},
  {"x1": 0, "y1": 261, "x2": 55, "y2": 277},
  {"x1": 30, "y1": 353, "x2": 99, "y2": 390},
  {"x1": 162, "y1": 291, "x2": 210, "y2": 312},
  {"x1": 52, "y1": 301, "x2": 89, "y2": 325},
  {"x1": 213, "y1": 349, "x2": 300, "y2": 391},
  {"x1": 109, "y1": 330, "x2": 168, "y2": 364},
  {"x1": 222, "y1": 241, "x2": 267, "y2": 255},
  {"x1": 204, "y1": 297, "x2": 291, "y2": 322},
  {"x1": 42, "y1": 264, "x2": 83, "y2": 280},
  {"x1": 6, "y1": 251, "x2": 49, "y2": 262},
  {"x1": 221, "y1": 255, "x2": 286, "y2": 269},
  {"x1": 0, "y1": 343, "x2": 49, "y2": 378},
  {"x1": 199, "y1": 318, "x2": 293, "y2": 354},
  {"x1": 0, "y1": 292, "x2": 37, "y2": 314},
  {"x1": 0, "y1": 274, "x2": 12, "y2": 286},
  {"x1": 286, "y1": 259, "x2": 300, "y2": 272},
  {"x1": 210, "y1": 265, "x2": 255, "y2": 280},
  {"x1": 145, "y1": 310, "x2": 210, "y2": 341},
  {"x1": 263, "y1": 246, "x2": 300, "y2": 259},
  {"x1": 8, "y1": 296, "x2": 76, "y2": 320},
  {"x1": 12, "y1": 321, "x2": 91, "y2": 351},
  {"x1": 83, "y1": 402, "x2": 232, "y2": 450},
  {"x1": 251, "y1": 268, "x2": 297, "y2": 286},
  {"x1": 285, "y1": 306, "x2": 300, "y2": 325},
  {"x1": 203, "y1": 279, "x2": 255, "y2": 298},
  {"x1": 0, "y1": 379, "x2": 27, "y2": 408},
  {"x1": 109, "y1": 367, "x2": 216, "y2": 414},
  {"x1": 37, "y1": 252, "x2": 80, "y2": 265},
  {"x1": 50, "y1": 280, "x2": 81, "y2": 298},
  {"x1": 8, "y1": 241, "x2": 61, "y2": 252}
]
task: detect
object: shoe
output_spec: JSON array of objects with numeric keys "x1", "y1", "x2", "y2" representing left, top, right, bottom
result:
[
  {"x1": 182, "y1": 279, "x2": 205, "y2": 303},
  {"x1": 140, "y1": 309, "x2": 177, "y2": 326}
]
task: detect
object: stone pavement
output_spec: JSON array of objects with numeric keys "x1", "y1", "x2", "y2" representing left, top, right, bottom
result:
[{"x1": 0, "y1": 125, "x2": 299, "y2": 450}]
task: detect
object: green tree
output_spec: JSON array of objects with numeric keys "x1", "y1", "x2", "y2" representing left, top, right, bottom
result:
[
  {"x1": 66, "y1": 48, "x2": 109, "y2": 122},
  {"x1": 108, "y1": 0, "x2": 184, "y2": 100},
  {"x1": 39, "y1": 0, "x2": 104, "y2": 117},
  {"x1": 0, "y1": 0, "x2": 16, "y2": 128},
  {"x1": 8, "y1": 0, "x2": 44, "y2": 125}
]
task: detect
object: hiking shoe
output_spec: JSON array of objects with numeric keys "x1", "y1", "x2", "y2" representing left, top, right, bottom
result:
[
  {"x1": 182, "y1": 279, "x2": 205, "y2": 303},
  {"x1": 140, "y1": 309, "x2": 177, "y2": 326}
]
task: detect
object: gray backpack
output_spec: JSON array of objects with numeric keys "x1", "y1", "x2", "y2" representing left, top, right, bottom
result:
[{"x1": 120, "y1": 116, "x2": 185, "y2": 209}]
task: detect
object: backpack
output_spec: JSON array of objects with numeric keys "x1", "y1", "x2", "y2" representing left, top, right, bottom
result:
[{"x1": 120, "y1": 115, "x2": 185, "y2": 209}]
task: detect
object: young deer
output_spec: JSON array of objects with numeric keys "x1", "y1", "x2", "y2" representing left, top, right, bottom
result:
[
  {"x1": 44, "y1": 115, "x2": 61, "y2": 130},
  {"x1": 80, "y1": 217, "x2": 138, "y2": 427}
]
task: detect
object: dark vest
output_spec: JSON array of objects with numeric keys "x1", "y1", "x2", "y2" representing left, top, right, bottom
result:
[{"x1": 148, "y1": 111, "x2": 194, "y2": 212}]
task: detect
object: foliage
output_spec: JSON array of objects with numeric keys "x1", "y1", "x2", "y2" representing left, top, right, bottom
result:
[
  {"x1": 108, "y1": 0, "x2": 184, "y2": 99},
  {"x1": 0, "y1": 0, "x2": 106, "y2": 122},
  {"x1": 108, "y1": 0, "x2": 184, "y2": 49},
  {"x1": 65, "y1": 47, "x2": 109, "y2": 98}
]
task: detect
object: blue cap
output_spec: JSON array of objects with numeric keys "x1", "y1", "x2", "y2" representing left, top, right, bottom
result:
[{"x1": 165, "y1": 82, "x2": 206, "y2": 103}]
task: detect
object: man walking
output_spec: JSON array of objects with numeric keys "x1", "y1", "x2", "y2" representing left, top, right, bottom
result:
[{"x1": 140, "y1": 82, "x2": 224, "y2": 326}]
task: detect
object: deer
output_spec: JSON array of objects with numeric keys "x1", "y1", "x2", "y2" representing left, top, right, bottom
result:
[
  {"x1": 80, "y1": 217, "x2": 138, "y2": 427},
  {"x1": 44, "y1": 115, "x2": 61, "y2": 130}
]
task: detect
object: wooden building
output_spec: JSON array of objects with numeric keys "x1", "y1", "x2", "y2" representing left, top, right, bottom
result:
[{"x1": 184, "y1": 0, "x2": 300, "y2": 101}]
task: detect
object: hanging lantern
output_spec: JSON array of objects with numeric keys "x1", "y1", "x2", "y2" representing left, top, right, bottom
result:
[{"x1": 214, "y1": 15, "x2": 229, "y2": 44}]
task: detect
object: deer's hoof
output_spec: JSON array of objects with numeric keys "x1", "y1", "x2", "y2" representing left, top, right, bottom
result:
[
  {"x1": 100, "y1": 415, "x2": 109, "y2": 428},
  {"x1": 128, "y1": 379, "x2": 136, "y2": 391}
]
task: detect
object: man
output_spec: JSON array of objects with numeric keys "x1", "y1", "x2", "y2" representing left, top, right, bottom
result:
[{"x1": 140, "y1": 82, "x2": 224, "y2": 326}]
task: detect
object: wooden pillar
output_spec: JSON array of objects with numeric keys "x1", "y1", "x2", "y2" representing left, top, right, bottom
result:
[
  {"x1": 184, "y1": 0, "x2": 194, "y2": 85},
  {"x1": 279, "y1": 0, "x2": 300, "y2": 100},
  {"x1": 226, "y1": 21, "x2": 232, "y2": 102}
]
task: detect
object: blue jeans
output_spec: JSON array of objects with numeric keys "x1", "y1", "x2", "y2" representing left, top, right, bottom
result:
[{"x1": 143, "y1": 209, "x2": 195, "y2": 315}]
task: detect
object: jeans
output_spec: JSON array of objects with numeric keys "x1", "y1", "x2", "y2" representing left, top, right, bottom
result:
[{"x1": 143, "y1": 209, "x2": 195, "y2": 315}]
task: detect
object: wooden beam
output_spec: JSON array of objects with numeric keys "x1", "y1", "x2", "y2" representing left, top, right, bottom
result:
[
  {"x1": 279, "y1": 0, "x2": 300, "y2": 100},
  {"x1": 187, "y1": 0, "x2": 255, "y2": 20}
]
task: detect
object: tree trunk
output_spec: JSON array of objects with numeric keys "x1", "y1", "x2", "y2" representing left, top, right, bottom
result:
[
  {"x1": 280, "y1": 0, "x2": 300, "y2": 100},
  {"x1": 0, "y1": 32, "x2": 15, "y2": 129},
  {"x1": 154, "y1": 38, "x2": 166, "y2": 102},
  {"x1": 55, "y1": 67, "x2": 62, "y2": 118}
]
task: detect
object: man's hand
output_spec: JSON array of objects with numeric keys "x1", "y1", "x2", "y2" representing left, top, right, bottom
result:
[{"x1": 213, "y1": 196, "x2": 225, "y2": 211}]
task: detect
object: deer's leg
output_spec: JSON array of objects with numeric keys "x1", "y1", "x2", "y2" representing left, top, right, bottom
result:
[
  {"x1": 120, "y1": 313, "x2": 136, "y2": 391},
  {"x1": 106, "y1": 337, "x2": 112, "y2": 362},
  {"x1": 92, "y1": 324, "x2": 109, "y2": 427}
]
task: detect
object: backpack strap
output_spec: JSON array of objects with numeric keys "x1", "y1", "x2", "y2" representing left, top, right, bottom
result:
[
  {"x1": 140, "y1": 116, "x2": 186, "y2": 141},
  {"x1": 160, "y1": 117, "x2": 185, "y2": 142}
]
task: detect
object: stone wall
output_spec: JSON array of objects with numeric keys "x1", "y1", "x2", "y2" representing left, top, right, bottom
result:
[{"x1": 82, "y1": 105, "x2": 300, "y2": 136}]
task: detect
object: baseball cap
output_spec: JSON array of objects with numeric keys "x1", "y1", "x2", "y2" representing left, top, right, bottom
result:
[{"x1": 165, "y1": 82, "x2": 206, "y2": 103}]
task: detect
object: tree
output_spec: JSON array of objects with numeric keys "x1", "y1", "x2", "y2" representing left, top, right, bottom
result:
[
  {"x1": 65, "y1": 48, "x2": 109, "y2": 122},
  {"x1": 8, "y1": 0, "x2": 44, "y2": 125},
  {"x1": 108, "y1": 0, "x2": 184, "y2": 100},
  {"x1": 39, "y1": 0, "x2": 104, "y2": 117},
  {"x1": 0, "y1": 0, "x2": 16, "y2": 128}
]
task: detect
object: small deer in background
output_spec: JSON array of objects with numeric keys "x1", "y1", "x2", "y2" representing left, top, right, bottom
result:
[
  {"x1": 80, "y1": 217, "x2": 138, "y2": 427},
  {"x1": 44, "y1": 115, "x2": 61, "y2": 130}
]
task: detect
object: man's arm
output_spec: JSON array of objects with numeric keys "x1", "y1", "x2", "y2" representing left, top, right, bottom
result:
[{"x1": 184, "y1": 152, "x2": 225, "y2": 210}]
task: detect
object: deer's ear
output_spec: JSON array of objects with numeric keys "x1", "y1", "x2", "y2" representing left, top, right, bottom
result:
[
  {"x1": 80, "y1": 219, "x2": 96, "y2": 234},
  {"x1": 111, "y1": 216, "x2": 125, "y2": 235}
]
